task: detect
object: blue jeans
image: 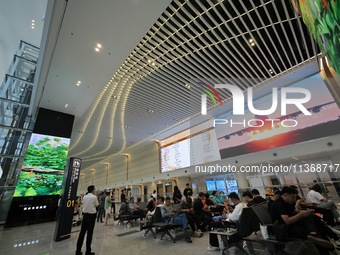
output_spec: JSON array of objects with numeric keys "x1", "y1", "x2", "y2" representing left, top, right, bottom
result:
[
  {"x1": 317, "y1": 200, "x2": 340, "y2": 221},
  {"x1": 171, "y1": 213, "x2": 190, "y2": 238}
]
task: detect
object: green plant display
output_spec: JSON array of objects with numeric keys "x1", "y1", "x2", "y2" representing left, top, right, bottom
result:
[
  {"x1": 296, "y1": 0, "x2": 340, "y2": 75},
  {"x1": 14, "y1": 135, "x2": 70, "y2": 197},
  {"x1": 24, "y1": 137, "x2": 68, "y2": 170}
]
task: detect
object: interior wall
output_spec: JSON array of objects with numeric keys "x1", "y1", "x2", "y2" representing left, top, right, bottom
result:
[{"x1": 78, "y1": 141, "x2": 160, "y2": 193}]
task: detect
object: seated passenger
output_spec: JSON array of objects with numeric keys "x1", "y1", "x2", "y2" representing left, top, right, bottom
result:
[
  {"x1": 291, "y1": 185, "x2": 335, "y2": 226},
  {"x1": 251, "y1": 189, "x2": 266, "y2": 204},
  {"x1": 179, "y1": 196, "x2": 202, "y2": 237},
  {"x1": 242, "y1": 191, "x2": 257, "y2": 207},
  {"x1": 271, "y1": 186, "x2": 339, "y2": 251},
  {"x1": 225, "y1": 192, "x2": 247, "y2": 222},
  {"x1": 207, "y1": 192, "x2": 246, "y2": 251},
  {"x1": 161, "y1": 196, "x2": 192, "y2": 243},
  {"x1": 268, "y1": 190, "x2": 281, "y2": 212},
  {"x1": 307, "y1": 185, "x2": 340, "y2": 223},
  {"x1": 194, "y1": 192, "x2": 212, "y2": 231},
  {"x1": 129, "y1": 197, "x2": 145, "y2": 220},
  {"x1": 212, "y1": 191, "x2": 224, "y2": 206}
]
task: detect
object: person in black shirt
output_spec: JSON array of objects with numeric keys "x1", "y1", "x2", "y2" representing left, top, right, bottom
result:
[
  {"x1": 183, "y1": 183, "x2": 193, "y2": 198},
  {"x1": 242, "y1": 191, "x2": 257, "y2": 207},
  {"x1": 173, "y1": 185, "x2": 182, "y2": 204},
  {"x1": 194, "y1": 192, "x2": 212, "y2": 231},
  {"x1": 268, "y1": 190, "x2": 281, "y2": 212},
  {"x1": 251, "y1": 189, "x2": 266, "y2": 204},
  {"x1": 271, "y1": 186, "x2": 335, "y2": 250},
  {"x1": 120, "y1": 189, "x2": 126, "y2": 203}
]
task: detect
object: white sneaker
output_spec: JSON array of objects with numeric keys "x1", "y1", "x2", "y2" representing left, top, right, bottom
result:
[
  {"x1": 207, "y1": 246, "x2": 220, "y2": 251},
  {"x1": 194, "y1": 231, "x2": 203, "y2": 238}
]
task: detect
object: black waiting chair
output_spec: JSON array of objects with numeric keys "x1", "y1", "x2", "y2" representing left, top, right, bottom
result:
[
  {"x1": 211, "y1": 207, "x2": 260, "y2": 255},
  {"x1": 152, "y1": 207, "x2": 181, "y2": 243},
  {"x1": 251, "y1": 203, "x2": 292, "y2": 255}
]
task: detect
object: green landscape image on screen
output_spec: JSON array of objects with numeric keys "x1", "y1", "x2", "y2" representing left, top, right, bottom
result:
[{"x1": 14, "y1": 133, "x2": 70, "y2": 197}]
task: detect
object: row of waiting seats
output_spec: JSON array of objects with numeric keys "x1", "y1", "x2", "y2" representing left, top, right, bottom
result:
[{"x1": 211, "y1": 202, "x2": 303, "y2": 255}]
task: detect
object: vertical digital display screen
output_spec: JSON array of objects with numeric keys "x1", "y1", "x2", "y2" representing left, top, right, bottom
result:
[{"x1": 14, "y1": 133, "x2": 70, "y2": 197}]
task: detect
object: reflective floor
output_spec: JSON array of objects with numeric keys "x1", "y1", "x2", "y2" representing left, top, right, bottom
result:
[
  {"x1": 2, "y1": 218, "x2": 340, "y2": 255},
  {"x1": 0, "y1": 218, "x2": 249, "y2": 255}
]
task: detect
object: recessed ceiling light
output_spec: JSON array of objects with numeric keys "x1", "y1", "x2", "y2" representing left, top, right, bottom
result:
[
  {"x1": 65, "y1": 104, "x2": 68, "y2": 108},
  {"x1": 95, "y1": 48, "x2": 100, "y2": 52},
  {"x1": 250, "y1": 42, "x2": 255, "y2": 47},
  {"x1": 97, "y1": 43, "x2": 102, "y2": 48},
  {"x1": 31, "y1": 26, "x2": 34, "y2": 29},
  {"x1": 147, "y1": 59, "x2": 152, "y2": 63},
  {"x1": 248, "y1": 38, "x2": 253, "y2": 43},
  {"x1": 269, "y1": 69, "x2": 274, "y2": 74},
  {"x1": 32, "y1": 19, "x2": 35, "y2": 22},
  {"x1": 151, "y1": 62, "x2": 155, "y2": 66}
]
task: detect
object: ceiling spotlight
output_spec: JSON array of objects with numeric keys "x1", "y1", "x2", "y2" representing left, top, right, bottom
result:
[
  {"x1": 31, "y1": 26, "x2": 34, "y2": 29},
  {"x1": 97, "y1": 43, "x2": 102, "y2": 48},
  {"x1": 95, "y1": 48, "x2": 100, "y2": 52},
  {"x1": 250, "y1": 42, "x2": 255, "y2": 47},
  {"x1": 248, "y1": 38, "x2": 253, "y2": 43},
  {"x1": 269, "y1": 69, "x2": 274, "y2": 74},
  {"x1": 148, "y1": 109, "x2": 154, "y2": 113},
  {"x1": 148, "y1": 59, "x2": 152, "y2": 63},
  {"x1": 32, "y1": 19, "x2": 35, "y2": 23},
  {"x1": 151, "y1": 62, "x2": 155, "y2": 66},
  {"x1": 65, "y1": 104, "x2": 68, "y2": 108}
]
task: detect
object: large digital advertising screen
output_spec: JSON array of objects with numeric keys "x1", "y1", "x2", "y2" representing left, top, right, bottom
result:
[
  {"x1": 215, "y1": 74, "x2": 340, "y2": 158},
  {"x1": 14, "y1": 133, "x2": 70, "y2": 197}
]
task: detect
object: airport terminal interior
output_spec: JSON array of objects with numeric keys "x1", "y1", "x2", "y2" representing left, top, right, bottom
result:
[{"x1": 1, "y1": 0, "x2": 340, "y2": 254}]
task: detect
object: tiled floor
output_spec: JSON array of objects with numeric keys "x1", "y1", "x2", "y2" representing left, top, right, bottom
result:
[
  {"x1": 0, "y1": 219, "x2": 252, "y2": 255},
  {"x1": 2, "y1": 218, "x2": 340, "y2": 255}
]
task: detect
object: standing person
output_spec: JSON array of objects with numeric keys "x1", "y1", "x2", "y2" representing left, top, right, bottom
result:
[
  {"x1": 96, "y1": 193, "x2": 105, "y2": 223},
  {"x1": 120, "y1": 189, "x2": 126, "y2": 203},
  {"x1": 111, "y1": 192, "x2": 116, "y2": 215},
  {"x1": 173, "y1": 185, "x2": 182, "y2": 204},
  {"x1": 76, "y1": 185, "x2": 98, "y2": 255},
  {"x1": 104, "y1": 192, "x2": 111, "y2": 226},
  {"x1": 183, "y1": 183, "x2": 193, "y2": 198},
  {"x1": 151, "y1": 190, "x2": 157, "y2": 199}
]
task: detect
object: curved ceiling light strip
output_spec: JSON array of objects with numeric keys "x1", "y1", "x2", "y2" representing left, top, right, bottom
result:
[
  {"x1": 74, "y1": 0, "x2": 318, "y2": 170},
  {"x1": 69, "y1": 89, "x2": 107, "y2": 151}
]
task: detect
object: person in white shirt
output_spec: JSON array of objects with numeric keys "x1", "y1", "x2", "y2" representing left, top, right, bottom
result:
[
  {"x1": 226, "y1": 192, "x2": 247, "y2": 221},
  {"x1": 307, "y1": 184, "x2": 340, "y2": 223},
  {"x1": 76, "y1": 185, "x2": 99, "y2": 255},
  {"x1": 207, "y1": 192, "x2": 246, "y2": 251}
]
